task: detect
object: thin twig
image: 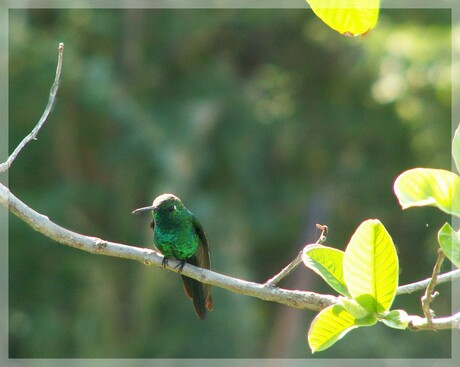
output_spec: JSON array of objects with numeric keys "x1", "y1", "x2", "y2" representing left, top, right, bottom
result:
[
  {"x1": 264, "y1": 224, "x2": 328, "y2": 287},
  {"x1": 264, "y1": 250, "x2": 304, "y2": 287},
  {"x1": 0, "y1": 42, "x2": 64, "y2": 173},
  {"x1": 421, "y1": 248, "x2": 445, "y2": 325}
]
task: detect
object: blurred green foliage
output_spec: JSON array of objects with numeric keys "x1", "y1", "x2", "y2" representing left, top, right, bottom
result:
[{"x1": 8, "y1": 8, "x2": 452, "y2": 358}]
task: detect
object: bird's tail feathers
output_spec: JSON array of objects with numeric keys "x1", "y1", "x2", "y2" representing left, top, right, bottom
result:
[{"x1": 181, "y1": 255, "x2": 213, "y2": 320}]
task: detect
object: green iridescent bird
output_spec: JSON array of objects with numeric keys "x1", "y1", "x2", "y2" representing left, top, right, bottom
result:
[{"x1": 133, "y1": 193, "x2": 213, "y2": 320}]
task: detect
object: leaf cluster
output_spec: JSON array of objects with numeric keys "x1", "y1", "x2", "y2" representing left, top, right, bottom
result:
[{"x1": 302, "y1": 125, "x2": 460, "y2": 352}]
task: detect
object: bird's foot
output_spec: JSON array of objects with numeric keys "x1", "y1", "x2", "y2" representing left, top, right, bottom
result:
[
  {"x1": 174, "y1": 260, "x2": 187, "y2": 273},
  {"x1": 161, "y1": 256, "x2": 169, "y2": 268}
]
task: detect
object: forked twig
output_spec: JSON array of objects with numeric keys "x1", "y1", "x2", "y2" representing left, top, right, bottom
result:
[
  {"x1": 264, "y1": 224, "x2": 328, "y2": 287},
  {"x1": 421, "y1": 248, "x2": 445, "y2": 325}
]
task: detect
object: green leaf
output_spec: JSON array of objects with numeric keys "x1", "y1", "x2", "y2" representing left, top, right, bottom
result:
[
  {"x1": 453, "y1": 124, "x2": 460, "y2": 173},
  {"x1": 343, "y1": 220, "x2": 399, "y2": 313},
  {"x1": 437, "y1": 223, "x2": 460, "y2": 268},
  {"x1": 380, "y1": 309, "x2": 410, "y2": 330},
  {"x1": 308, "y1": 304, "x2": 376, "y2": 353},
  {"x1": 308, "y1": 304, "x2": 357, "y2": 353},
  {"x1": 394, "y1": 168, "x2": 460, "y2": 217},
  {"x1": 302, "y1": 244, "x2": 350, "y2": 296},
  {"x1": 355, "y1": 314, "x2": 378, "y2": 327},
  {"x1": 306, "y1": 0, "x2": 380, "y2": 37},
  {"x1": 339, "y1": 297, "x2": 371, "y2": 319}
]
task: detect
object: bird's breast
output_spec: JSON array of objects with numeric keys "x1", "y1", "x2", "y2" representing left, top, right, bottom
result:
[{"x1": 153, "y1": 225, "x2": 199, "y2": 260}]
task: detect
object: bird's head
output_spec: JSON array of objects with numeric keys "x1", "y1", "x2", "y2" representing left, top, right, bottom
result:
[{"x1": 132, "y1": 193, "x2": 186, "y2": 224}]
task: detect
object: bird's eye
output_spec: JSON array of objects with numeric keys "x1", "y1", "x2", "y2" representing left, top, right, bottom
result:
[{"x1": 167, "y1": 205, "x2": 176, "y2": 212}]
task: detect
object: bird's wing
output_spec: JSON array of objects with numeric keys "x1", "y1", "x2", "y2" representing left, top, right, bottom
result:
[
  {"x1": 191, "y1": 214, "x2": 211, "y2": 271},
  {"x1": 191, "y1": 213, "x2": 213, "y2": 311}
]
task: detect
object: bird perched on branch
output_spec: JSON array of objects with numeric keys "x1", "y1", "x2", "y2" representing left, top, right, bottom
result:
[{"x1": 133, "y1": 193, "x2": 213, "y2": 320}]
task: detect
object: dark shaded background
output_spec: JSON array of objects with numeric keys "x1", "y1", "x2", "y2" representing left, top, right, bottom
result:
[{"x1": 8, "y1": 8, "x2": 452, "y2": 358}]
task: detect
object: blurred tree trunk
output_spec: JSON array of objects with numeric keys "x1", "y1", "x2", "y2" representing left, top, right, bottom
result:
[{"x1": 266, "y1": 189, "x2": 331, "y2": 357}]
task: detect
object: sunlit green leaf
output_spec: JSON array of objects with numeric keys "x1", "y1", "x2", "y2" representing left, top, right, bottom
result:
[
  {"x1": 437, "y1": 223, "x2": 460, "y2": 268},
  {"x1": 380, "y1": 309, "x2": 410, "y2": 329},
  {"x1": 308, "y1": 304, "x2": 376, "y2": 352},
  {"x1": 339, "y1": 297, "x2": 370, "y2": 319},
  {"x1": 302, "y1": 244, "x2": 350, "y2": 296},
  {"x1": 355, "y1": 314, "x2": 378, "y2": 327},
  {"x1": 394, "y1": 168, "x2": 460, "y2": 217},
  {"x1": 343, "y1": 220, "x2": 399, "y2": 313},
  {"x1": 306, "y1": 0, "x2": 380, "y2": 36},
  {"x1": 308, "y1": 304, "x2": 357, "y2": 353}
]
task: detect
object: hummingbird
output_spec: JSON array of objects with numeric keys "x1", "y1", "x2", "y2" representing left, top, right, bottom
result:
[{"x1": 133, "y1": 193, "x2": 213, "y2": 320}]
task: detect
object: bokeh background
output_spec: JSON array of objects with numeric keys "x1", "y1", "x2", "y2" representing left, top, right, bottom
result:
[{"x1": 8, "y1": 8, "x2": 453, "y2": 358}]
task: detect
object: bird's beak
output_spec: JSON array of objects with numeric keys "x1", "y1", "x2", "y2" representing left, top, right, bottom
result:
[{"x1": 132, "y1": 205, "x2": 156, "y2": 214}]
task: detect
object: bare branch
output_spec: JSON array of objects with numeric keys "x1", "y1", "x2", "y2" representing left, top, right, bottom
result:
[
  {"x1": 0, "y1": 183, "x2": 337, "y2": 312},
  {"x1": 409, "y1": 311, "x2": 460, "y2": 331},
  {"x1": 0, "y1": 42, "x2": 64, "y2": 172},
  {"x1": 396, "y1": 268, "x2": 460, "y2": 295}
]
